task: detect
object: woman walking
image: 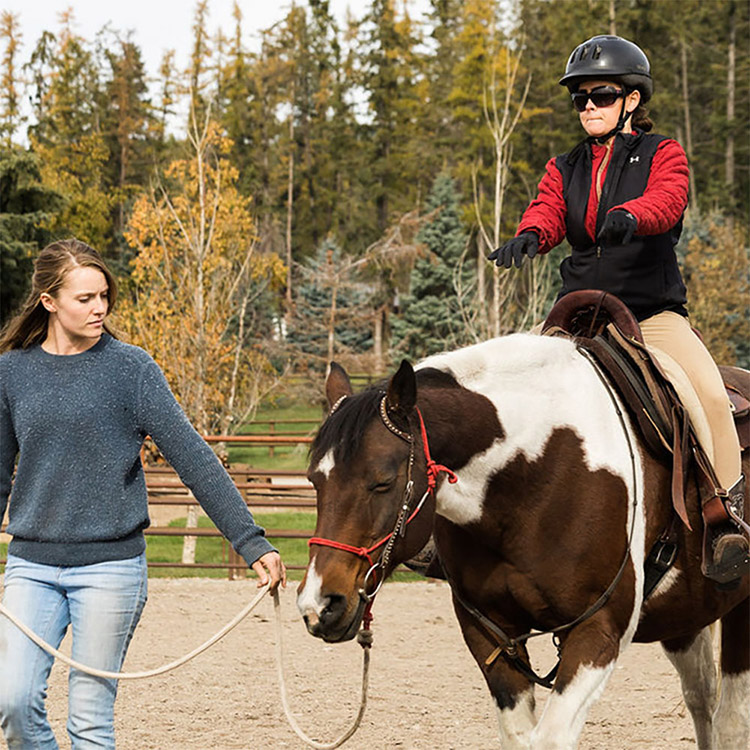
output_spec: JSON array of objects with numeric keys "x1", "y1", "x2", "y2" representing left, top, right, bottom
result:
[{"x1": 0, "y1": 239, "x2": 286, "y2": 748}]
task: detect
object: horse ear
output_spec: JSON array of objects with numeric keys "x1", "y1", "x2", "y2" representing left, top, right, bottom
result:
[
  {"x1": 386, "y1": 359, "x2": 417, "y2": 414},
  {"x1": 326, "y1": 361, "x2": 353, "y2": 409}
]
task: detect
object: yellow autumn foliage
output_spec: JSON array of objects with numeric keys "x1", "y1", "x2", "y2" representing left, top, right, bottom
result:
[
  {"x1": 684, "y1": 218, "x2": 749, "y2": 366},
  {"x1": 116, "y1": 120, "x2": 286, "y2": 434}
]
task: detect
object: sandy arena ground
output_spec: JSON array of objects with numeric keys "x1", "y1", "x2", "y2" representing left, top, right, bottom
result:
[{"x1": 3, "y1": 578, "x2": 717, "y2": 749}]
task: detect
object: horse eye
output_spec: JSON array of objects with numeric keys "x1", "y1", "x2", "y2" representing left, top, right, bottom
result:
[{"x1": 369, "y1": 480, "x2": 395, "y2": 493}]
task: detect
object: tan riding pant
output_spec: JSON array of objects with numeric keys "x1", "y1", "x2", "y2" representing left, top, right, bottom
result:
[{"x1": 639, "y1": 311, "x2": 741, "y2": 490}]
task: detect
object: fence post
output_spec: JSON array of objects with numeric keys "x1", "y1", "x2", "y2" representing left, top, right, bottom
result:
[
  {"x1": 268, "y1": 420, "x2": 275, "y2": 458},
  {"x1": 228, "y1": 546, "x2": 244, "y2": 580},
  {"x1": 181, "y1": 490, "x2": 198, "y2": 564}
]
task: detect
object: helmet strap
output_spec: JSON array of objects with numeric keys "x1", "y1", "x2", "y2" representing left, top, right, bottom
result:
[{"x1": 593, "y1": 96, "x2": 632, "y2": 145}]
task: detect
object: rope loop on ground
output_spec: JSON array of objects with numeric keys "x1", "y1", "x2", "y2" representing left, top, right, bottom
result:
[
  {"x1": 0, "y1": 585, "x2": 372, "y2": 748},
  {"x1": 273, "y1": 589, "x2": 371, "y2": 750}
]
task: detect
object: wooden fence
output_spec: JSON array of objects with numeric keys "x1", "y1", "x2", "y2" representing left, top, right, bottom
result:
[
  {"x1": 1, "y1": 429, "x2": 318, "y2": 578},
  {"x1": 145, "y1": 432, "x2": 316, "y2": 577}
]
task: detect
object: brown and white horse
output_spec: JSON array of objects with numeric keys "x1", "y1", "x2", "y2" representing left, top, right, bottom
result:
[{"x1": 297, "y1": 334, "x2": 749, "y2": 750}]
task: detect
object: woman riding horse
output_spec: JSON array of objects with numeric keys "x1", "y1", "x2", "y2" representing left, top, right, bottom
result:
[{"x1": 489, "y1": 34, "x2": 748, "y2": 585}]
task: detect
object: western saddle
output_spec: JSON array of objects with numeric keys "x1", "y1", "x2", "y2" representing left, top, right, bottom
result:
[{"x1": 542, "y1": 290, "x2": 750, "y2": 593}]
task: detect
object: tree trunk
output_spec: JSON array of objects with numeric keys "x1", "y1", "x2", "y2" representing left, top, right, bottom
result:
[
  {"x1": 183, "y1": 110, "x2": 209, "y2": 566},
  {"x1": 680, "y1": 37, "x2": 698, "y2": 210},
  {"x1": 476, "y1": 235, "x2": 487, "y2": 333},
  {"x1": 373, "y1": 306, "x2": 384, "y2": 375},
  {"x1": 119, "y1": 143, "x2": 127, "y2": 234},
  {"x1": 491, "y1": 269, "x2": 500, "y2": 338},
  {"x1": 725, "y1": 1, "x2": 736, "y2": 219},
  {"x1": 181, "y1": 493, "x2": 199, "y2": 564},
  {"x1": 285, "y1": 79, "x2": 295, "y2": 320}
]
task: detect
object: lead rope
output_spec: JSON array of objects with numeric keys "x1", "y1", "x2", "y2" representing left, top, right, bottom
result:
[
  {"x1": 1, "y1": 587, "x2": 370, "y2": 749},
  {"x1": 0, "y1": 586, "x2": 269, "y2": 680},
  {"x1": 273, "y1": 589, "x2": 372, "y2": 750}
]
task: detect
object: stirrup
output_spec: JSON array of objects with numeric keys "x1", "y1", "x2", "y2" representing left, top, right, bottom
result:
[
  {"x1": 701, "y1": 475, "x2": 749, "y2": 585},
  {"x1": 702, "y1": 529, "x2": 750, "y2": 585}
]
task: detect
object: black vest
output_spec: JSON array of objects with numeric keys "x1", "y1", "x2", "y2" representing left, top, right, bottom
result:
[{"x1": 555, "y1": 130, "x2": 687, "y2": 321}]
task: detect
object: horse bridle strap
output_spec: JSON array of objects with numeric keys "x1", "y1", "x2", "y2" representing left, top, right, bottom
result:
[{"x1": 308, "y1": 397, "x2": 457, "y2": 609}]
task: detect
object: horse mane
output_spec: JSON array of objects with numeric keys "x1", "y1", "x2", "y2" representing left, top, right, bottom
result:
[
  {"x1": 311, "y1": 367, "x2": 463, "y2": 467},
  {"x1": 311, "y1": 384, "x2": 386, "y2": 467}
]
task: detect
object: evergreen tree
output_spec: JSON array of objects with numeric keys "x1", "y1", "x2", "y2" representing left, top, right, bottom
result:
[
  {"x1": 187, "y1": 0, "x2": 212, "y2": 122},
  {"x1": 361, "y1": 0, "x2": 425, "y2": 232},
  {"x1": 287, "y1": 238, "x2": 373, "y2": 364},
  {"x1": 99, "y1": 33, "x2": 153, "y2": 247},
  {"x1": 0, "y1": 148, "x2": 63, "y2": 323},
  {"x1": 25, "y1": 11, "x2": 113, "y2": 252},
  {"x1": 155, "y1": 49, "x2": 178, "y2": 142},
  {"x1": 391, "y1": 173, "x2": 471, "y2": 360}
]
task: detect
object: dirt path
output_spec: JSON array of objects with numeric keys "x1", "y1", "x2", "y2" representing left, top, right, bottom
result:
[{"x1": 23, "y1": 579, "x2": 704, "y2": 749}]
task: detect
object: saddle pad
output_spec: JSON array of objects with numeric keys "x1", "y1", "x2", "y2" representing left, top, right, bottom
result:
[{"x1": 644, "y1": 343, "x2": 714, "y2": 465}]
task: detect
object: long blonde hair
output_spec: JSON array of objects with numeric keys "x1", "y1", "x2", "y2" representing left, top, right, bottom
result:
[{"x1": 0, "y1": 239, "x2": 118, "y2": 353}]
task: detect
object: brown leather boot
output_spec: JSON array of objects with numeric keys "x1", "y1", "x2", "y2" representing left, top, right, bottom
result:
[{"x1": 701, "y1": 475, "x2": 750, "y2": 586}]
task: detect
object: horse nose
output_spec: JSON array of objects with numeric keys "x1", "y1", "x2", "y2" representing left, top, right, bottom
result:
[
  {"x1": 302, "y1": 593, "x2": 347, "y2": 637},
  {"x1": 302, "y1": 610, "x2": 320, "y2": 631},
  {"x1": 319, "y1": 593, "x2": 347, "y2": 627}
]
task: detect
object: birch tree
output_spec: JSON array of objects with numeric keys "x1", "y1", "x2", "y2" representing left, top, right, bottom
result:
[
  {"x1": 118, "y1": 104, "x2": 285, "y2": 561},
  {"x1": 470, "y1": 30, "x2": 553, "y2": 337}
]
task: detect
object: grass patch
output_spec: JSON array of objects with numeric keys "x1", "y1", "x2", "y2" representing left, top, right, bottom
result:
[
  {"x1": 227, "y1": 403, "x2": 322, "y2": 471},
  {"x1": 146, "y1": 512, "x2": 316, "y2": 579}
]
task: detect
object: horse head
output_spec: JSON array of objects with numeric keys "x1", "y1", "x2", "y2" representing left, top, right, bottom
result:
[{"x1": 297, "y1": 360, "x2": 438, "y2": 643}]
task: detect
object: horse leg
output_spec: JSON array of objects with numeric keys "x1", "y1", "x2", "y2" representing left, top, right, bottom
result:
[
  {"x1": 661, "y1": 627, "x2": 717, "y2": 749},
  {"x1": 714, "y1": 596, "x2": 750, "y2": 749},
  {"x1": 453, "y1": 605, "x2": 536, "y2": 750},
  {"x1": 530, "y1": 617, "x2": 624, "y2": 750},
  {"x1": 492, "y1": 669, "x2": 537, "y2": 750}
]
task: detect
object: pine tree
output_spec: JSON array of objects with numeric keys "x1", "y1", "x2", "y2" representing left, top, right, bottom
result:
[
  {"x1": 156, "y1": 49, "x2": 178, "y2": 142},
  {"x1": 361, "y1": 0, "x2": 424, "y2": 232},
  {"x1": 391, "y1": 173, "x2": 471, "y2": 360},
  {"x1": 26, "y1": 11, "x2": 113, "y2": 251},
  {"x1": 100, "y1": 34, "x2": 153, "y2": 242},
  {"x1": 0, "y1": 149, "x2": 63, "y2": 323},
  {"x1": 188, "y1": 0, "x2": 212, "y2": 122},
  {"x1": 287, "y1": 238, "x2": 373, "y2": 365}
]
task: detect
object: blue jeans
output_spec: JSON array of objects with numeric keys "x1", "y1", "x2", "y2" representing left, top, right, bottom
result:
[{"x1": 0, "y1": 554, "x2": 148, "y2": 750}]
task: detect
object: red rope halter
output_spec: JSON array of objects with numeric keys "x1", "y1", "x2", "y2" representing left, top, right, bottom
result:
[{"x1": 308, "y1": 406, "x2": 456, "y2": 571}]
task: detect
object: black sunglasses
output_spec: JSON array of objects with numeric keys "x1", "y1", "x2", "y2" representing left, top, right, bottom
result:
[{"x1": 571, "y1": 87, "x2": 625, "y2": 112}]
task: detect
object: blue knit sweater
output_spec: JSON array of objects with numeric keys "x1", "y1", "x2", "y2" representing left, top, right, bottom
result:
[{"x1": 0, "y1": 334, "x2": 274, "y2": 567}]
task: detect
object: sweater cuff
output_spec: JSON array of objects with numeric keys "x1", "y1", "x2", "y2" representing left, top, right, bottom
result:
[{"x1": 238, "y1": 535, "x2": 277, "y2": 568}]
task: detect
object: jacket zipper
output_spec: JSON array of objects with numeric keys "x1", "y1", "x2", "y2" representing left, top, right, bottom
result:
[{"x1": 595, "y1": 141, "x2": 613, "y2": 260}]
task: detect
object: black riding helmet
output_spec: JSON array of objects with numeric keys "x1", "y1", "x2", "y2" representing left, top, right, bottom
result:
[
  {"x1": 560, "y1": 35, "x2": 652, "y2": 142},
  {"x1": 560, "y1": 35, "x2": 653, "y2": 102}
]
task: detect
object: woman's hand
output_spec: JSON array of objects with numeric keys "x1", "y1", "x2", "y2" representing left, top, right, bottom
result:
[
  {"x1": 488, "y1": 232, "x2": 539, "y2": 269},
  {"x1": 597, "y1": 209, "x2": 637, "y2": 248},
  {"x1": 251, "y1": 551, "x2": 287, "y2": 593}
]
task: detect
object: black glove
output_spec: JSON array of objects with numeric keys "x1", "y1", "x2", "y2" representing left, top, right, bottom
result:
[
  {"x1": 597, "y1": 209, "x2": 637, "y2": 248},
  {"x1": 488, "y1": 232, "x2": 539, "y2": 269}
]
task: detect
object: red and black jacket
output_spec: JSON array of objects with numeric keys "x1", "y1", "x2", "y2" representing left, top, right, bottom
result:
[{"x1": 518, "y1": 129, "x2": 690, "y2": 321}]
